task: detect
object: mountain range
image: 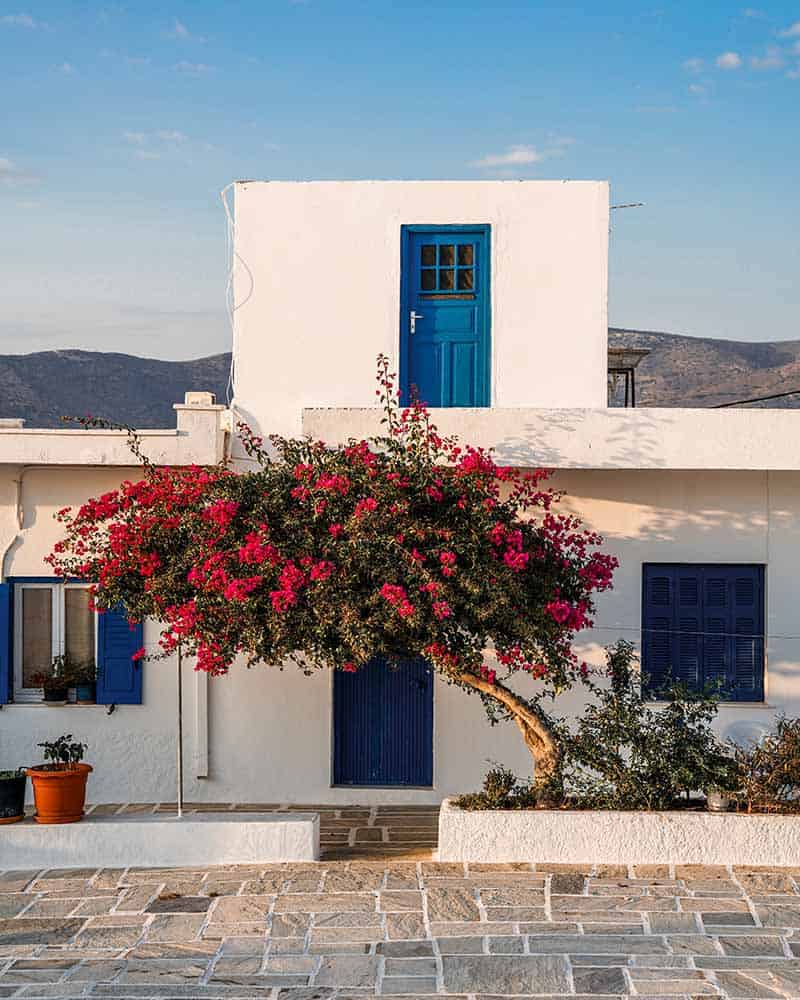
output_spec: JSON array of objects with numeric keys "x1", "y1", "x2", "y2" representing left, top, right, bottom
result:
[{"x1": 2, "y1": 329, "x2": 799, "y2": 428}]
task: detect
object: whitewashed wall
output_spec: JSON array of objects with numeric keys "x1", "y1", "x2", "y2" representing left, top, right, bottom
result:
[
  {"x1": 1, "y1": 466, "x2": 796, "y2": 805},
  {"x1": 232, "y1": 181, "x2": 610, "y2": 440}
]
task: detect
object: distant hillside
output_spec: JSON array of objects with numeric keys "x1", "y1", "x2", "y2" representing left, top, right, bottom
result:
[
  {"x1": 0, "y1": 350, "x2": 231, "y2": 428},
  {"x1": 2, "y1": 331, "x2": 800, "y2": 428},
  {"x1": 609, "y1": 328, "x2": 800, "y2": 408}
]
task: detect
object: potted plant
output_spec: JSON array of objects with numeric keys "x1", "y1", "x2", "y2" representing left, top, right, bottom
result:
[
  {"x1": 0, "y1": 769, "x2": 27, "y2": 824},
  {"x1": 26, "y1": 735, "x2": 91, "y2": 824},
  {"x1": 70, "y1": 660, "x2": 97, "y2": 703},
  {"x1": 30, "y1": 659, "x2": 70, "y2": 704}
]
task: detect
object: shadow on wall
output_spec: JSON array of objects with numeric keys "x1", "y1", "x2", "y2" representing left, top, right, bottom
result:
[{"x1": 493, "y1": 408, "x2": 668, "y2": 471}]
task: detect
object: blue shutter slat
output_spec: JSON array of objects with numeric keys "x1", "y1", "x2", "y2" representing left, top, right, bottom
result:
[
  {"x1": 702, "y1": 568, "x2": 730, "y2": 694},
  {"x1": 675, "y1": 568, "x2": 702, "y2": 690},
  {"x1": 0, "y1": 583, "x2": 11, "y2": 704},
  {"x1": 642, "y1": 567, "x2": 673, "y2": 697},
  {"x1": 96, "y1": 604, "x2": 143, "y2": 705},
  {"x1": 729, "y1": 567, "x2": 764, "y2": 702}
]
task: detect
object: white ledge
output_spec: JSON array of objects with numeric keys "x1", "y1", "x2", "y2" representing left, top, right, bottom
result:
[
  {"x1": 438, "y1": 798, "x2": 800, "y2": 865},
  {"x1": 302, "y1": 406, "x2": 800, "y2": 471},
  {"x1": 3, "y1": 812, "x2": 320, "y2": 868}
]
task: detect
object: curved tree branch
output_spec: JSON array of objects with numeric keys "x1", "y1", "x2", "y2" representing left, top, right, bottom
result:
[{"x1": 453, "y1": 670, "x2": 562, "y2": 802}]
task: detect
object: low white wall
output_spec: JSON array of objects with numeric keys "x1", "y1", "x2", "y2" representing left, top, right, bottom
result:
[
  {"x1": 438, "y1": 799, "x2": 800, "y2": 865},
  {"x1": 4, "y1": 812, "x2": 320, "y2": 868},
  {"x1": 233, "y1": 181, "x2": 609, "y2": 439},
  {"x1": 303, "y1": 405, "x2": 800, "y2": 471}
]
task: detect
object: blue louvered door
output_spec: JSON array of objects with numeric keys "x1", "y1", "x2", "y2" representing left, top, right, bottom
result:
[
  {"x1": 333, "y1": 656, "x2": 434, "y2": 786},
  {"x1": 643, "y1": 564, "x2": 764, "y2": 701}
]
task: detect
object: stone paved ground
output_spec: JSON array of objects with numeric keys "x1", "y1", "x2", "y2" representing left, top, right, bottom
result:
[{"x1": 2, "y1": 848, "x2": 800, "y2": 999}]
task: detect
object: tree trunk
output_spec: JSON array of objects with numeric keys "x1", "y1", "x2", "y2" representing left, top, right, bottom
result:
[{"x1": 454, "y1": 671, "x2": 563, "y2": 806}]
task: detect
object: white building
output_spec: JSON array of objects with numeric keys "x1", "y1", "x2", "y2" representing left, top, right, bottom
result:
[{"x1": 2, "y1": 180, "x2": 799, "y2": 805}]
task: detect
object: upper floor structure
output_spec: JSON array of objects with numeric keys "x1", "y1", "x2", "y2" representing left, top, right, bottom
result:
[{"x1": 232, "y1": 180, "x2": 800, "y2": 473}]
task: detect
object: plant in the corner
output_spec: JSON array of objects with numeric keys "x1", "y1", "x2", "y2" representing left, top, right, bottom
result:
[
  {"x1": 455, "y1": 762, "x2": 539, "y2": 811},
  {"x1": 732, "y1": 716, "x2": 800, "y2": 814},
  {"x1": 26, "y1": 734, "x2": 92, "y2": 824},
  {"x1": 555, "y1": 641, "x2": 740, "y2": 811},
  {"x1": 0, "y1": 769, "x2": 27, "y2": 825},
  {"x1": 48, "y1": 356, "x2": 619, "y2": 803},
  {"x1": 30, "y1": 655, "x2": 71, "y2": 703},
  {"x1": 68, "y1": 660, "x2": 98, "y2": 703}
]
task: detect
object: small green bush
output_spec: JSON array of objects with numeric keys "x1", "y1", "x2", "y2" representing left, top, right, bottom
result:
[
  {"x1": 455, "y1": 762, "x2": 539, "y2": 810},
  {"x1": 556, "y1": 641, "x2": 739, "y2": 810}
]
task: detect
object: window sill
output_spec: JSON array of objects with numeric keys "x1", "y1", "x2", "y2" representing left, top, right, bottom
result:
[
  {"x1": 644, "y1": 700, "x2": 774, "y2": 710},
  {"x1": 2, "y1": 702, "x2": 105, "y2": 709}
]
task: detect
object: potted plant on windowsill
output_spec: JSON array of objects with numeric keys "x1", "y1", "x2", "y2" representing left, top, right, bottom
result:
[
  {"x1": 70, "y1": 660, "x2": 97, "y2": 704},
  {"x1": 0, "y1": 769, "x2": 27, "y2": 825},
  {"x1": 30, "y1": 659, "x2": 70, "y2": 704},
  {"x1": 26, "y1": 735, "x2": 91, "y2": 824}
]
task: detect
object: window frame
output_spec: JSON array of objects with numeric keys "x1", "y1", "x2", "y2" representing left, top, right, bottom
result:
[
  {"x1": 641, "y1": 562, "x2": 766, "y2": 704},
  {"x1": 12, "y1": 580, "x2": 96, "y2": 703}
]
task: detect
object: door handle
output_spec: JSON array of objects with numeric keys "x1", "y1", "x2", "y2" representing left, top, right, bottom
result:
[{"x1": 410, "y1": 310, "x2": 424, "y2": 334}]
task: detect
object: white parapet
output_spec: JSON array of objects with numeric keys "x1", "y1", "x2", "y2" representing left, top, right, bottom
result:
[
  {"x1": 2, "y1": 812, "x2": 320, "y2": 869},
  {"x1": 438, "y1": 799, "x2": 800, "y2": 866}
]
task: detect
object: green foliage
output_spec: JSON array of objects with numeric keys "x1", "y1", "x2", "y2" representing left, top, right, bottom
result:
[
  {"x1": 38, "y1": 734, "x2": 87, "y2": 769},
  {"x1": 734, "y1": 716, "x2": 800, "y2": 814},
  {"x1": 454, "y1": 762, "x2": 539, "y2": 810},
  {"x1": 556, "y1": 641, "x2": 739, "y2": 810}
]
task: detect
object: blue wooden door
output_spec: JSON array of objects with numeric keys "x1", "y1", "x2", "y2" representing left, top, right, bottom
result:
[
  {"x1": 333, "y1": 656, "x2": 434, "y2": 786},
  {"x1": 401, "y1": 225, "x2": 490, "y2": 407}
]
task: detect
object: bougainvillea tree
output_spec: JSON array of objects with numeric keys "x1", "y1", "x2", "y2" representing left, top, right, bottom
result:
[{"x1": 49, "y1": 357, "x2": 617, "y2": 796}]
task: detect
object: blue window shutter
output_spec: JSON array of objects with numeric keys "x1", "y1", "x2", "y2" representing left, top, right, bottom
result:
[
  {"x1": 0, "y1": 583, "x2": 11, "y2": 704},
  {"x1": 643, "y1": 564, "x2": 765, "y2": 703},
  {"x1": 674, "y1": 567, "x2": 703, "y2": 690},
  {"x1": 642, "y1": 566, "x2": 673, "y2": 697},
  {"x1": 96, "y1": 604, "x2": 143, "y2": 705},
  {"x1": 729, "y1": 567, "x2": 764, "y2": 702}
]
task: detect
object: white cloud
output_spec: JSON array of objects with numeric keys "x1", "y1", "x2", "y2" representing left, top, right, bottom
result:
[
  {"x1": 778, "y1": 21, "x2": 800, "y2": 37},
  {"x1": 470, "y1": 145, "x2": 546, "y2": 168},
  {"x1": 787, "y1": 67, "x2": 800, "y2": 79},
  {"x1": 135, "y1": 150, "x2": 161, "y2": 161},
  {"x1": 155, "y1": 129, "x2": 188, "y2": 142},
  {"x1": 470, "y1": 137, "x2": 575, "y2": 170},
  {"x1": 682, "y1": 57, "x2": 705, "y2": 73},
  {"x1": 716, "y1": 51, "x2": 743, "y2": 69},
  {"x1": 0, "y1": 156, "x2": 38, "y2": 185},
  {"x1": 57, "y1": 61, "x2": 75, "y2": 74},
  {"x1": 750, "y1": 46, "x2": 785, "y2": 70},
  {"x1": 688, "y1": 82, "x2": 708, "y2": 96},
  {"x1": 0, "y1": 13, "x2": 37, "y2": 28},
  {"x1": 742, "y1": 7, "x2": 765, "y2": 17},
  {"x1": 173, "y1": 60, "x2": 213, "y2": 75},
  {"x1": 123, "y1": 131, "x2": 147, "y2": 144}
]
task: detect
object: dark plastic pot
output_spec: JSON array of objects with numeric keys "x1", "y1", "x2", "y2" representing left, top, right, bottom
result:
[
  {"x1": 43, "y1": 687, "x2": 69, "y2": 703},
  {"x1": 75, "y1": 682, "x2": 96, "y2": 703},
  {"x1": 0, "y1": 771, "x2": 27, "y2": 824}
]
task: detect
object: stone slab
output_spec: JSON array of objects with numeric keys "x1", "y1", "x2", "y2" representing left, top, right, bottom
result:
[
  {"x1": 438, "y1": 798, "x2": 800, "y2": 865},
  {"x1": 2, "y1": 812, "x2": 319, "y2": 869}
]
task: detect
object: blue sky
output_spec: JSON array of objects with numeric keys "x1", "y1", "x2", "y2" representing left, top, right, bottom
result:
[{"x1": 1, "y1": 1, "x2": 799, "y2": 359}]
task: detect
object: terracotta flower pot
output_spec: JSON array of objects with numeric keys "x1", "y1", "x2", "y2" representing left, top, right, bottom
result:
[{"x1": 26, "y1": 763, "x2": 93, "y2": 824}]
